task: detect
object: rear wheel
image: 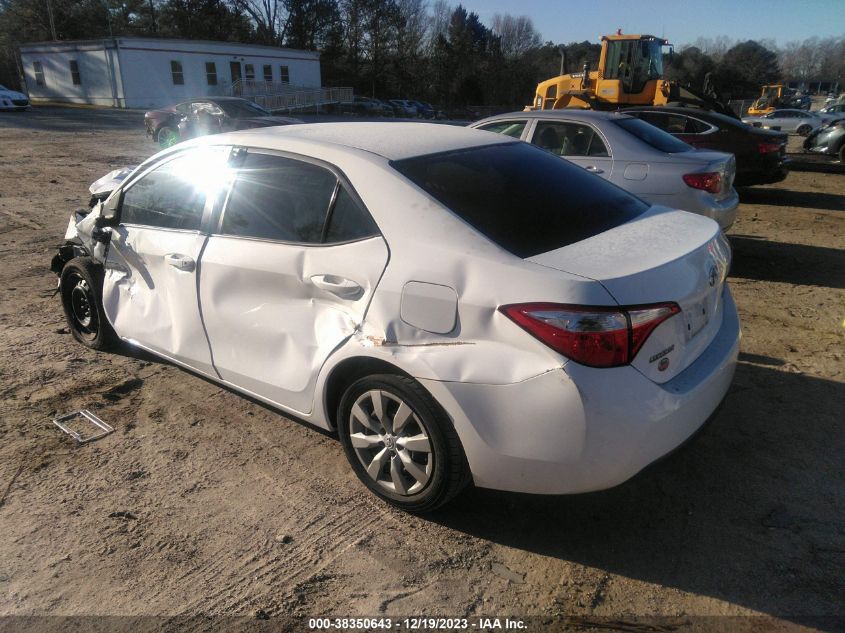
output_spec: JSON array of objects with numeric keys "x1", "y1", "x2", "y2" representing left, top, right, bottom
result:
[
  {"x1": 157, "y1": 125, "x2": 179, "y2": 149},
  {"x1": 60, "y1": 257, "x2": 117, "y2": 350},
  {"x1": 797, "y1": 124, "x2": 812, "y2": 137},
  {"x1": 337, "y1": 374, "x2": 470, "y2": 512}
]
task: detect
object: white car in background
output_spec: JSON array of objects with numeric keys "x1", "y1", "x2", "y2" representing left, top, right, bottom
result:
[
  {"x1": 51, "y1": 123, "x2": 739, "y2": 511},
  {"x1": 0, "y1": 84, "x2": 29, "y2": 110},
  {"x1": 471, "y1": 110, "x2": 739, "y2": 231}
]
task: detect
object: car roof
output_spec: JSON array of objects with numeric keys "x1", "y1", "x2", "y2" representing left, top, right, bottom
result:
[
  {"x1": 211, "y1": 122, "x2": 510, "y2": 161},
  {"x1": 622, "y1": 106, "x2": 744, "y2": 125},
  {"x1": 477, "y1": 109, "x2": 634, "y2": 123}
]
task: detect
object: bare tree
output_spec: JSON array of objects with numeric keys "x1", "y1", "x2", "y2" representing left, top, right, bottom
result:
[
  {"x1": 426, "y1": 0, "x2": 449, "y2": 52},
  {"x1": 229, "y1": 0, "x2": 285, "y2": 45},
  {"x1": 490, "y1": 13, "x2": 539, "y2": 59}
]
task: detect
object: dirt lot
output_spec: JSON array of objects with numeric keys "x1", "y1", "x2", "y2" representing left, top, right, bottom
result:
[{"x1": 0, "y1": 108, "x2": 843, "y2": 632}]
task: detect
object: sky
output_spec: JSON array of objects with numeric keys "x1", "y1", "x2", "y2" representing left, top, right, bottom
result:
[{"x1": 455, "y1": 0, "x2": 845, "y2": 48}]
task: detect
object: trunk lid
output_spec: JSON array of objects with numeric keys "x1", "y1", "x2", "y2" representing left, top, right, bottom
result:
[{"x1": 527, "y1": 208, "x2": 731, "y2": 382}]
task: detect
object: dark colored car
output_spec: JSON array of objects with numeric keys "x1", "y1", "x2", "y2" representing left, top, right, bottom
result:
[
  {"x1": 624, "y1": 106, "x2": 789, "y2": 187},
  {"x1": 144, "y1": 97, "x2": 302, "y2": 149},
  {"x1": 803, "y1": 118, "x2": 845, "y2": 162},
  {"x1": 408, "y1": 100, "x2": 435, "y2": 119}
]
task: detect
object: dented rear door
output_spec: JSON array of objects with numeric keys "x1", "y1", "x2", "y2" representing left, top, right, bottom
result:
[
  {"x1": 198, "y1": 150, "x2": 388, "y2": 414},
  {"x1": 101, "y1": 146, "x2": 231, "y2": 376}
]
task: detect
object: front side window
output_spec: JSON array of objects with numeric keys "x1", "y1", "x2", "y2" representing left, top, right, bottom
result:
[
  {"x1": 476, "y1": 120, "x2": 527, "y2": 139},
  {"x1": 392, "y1": 142, "x2": 648, "y2": 258},
  {"x1": 205, "y1": 62, "x2": 217, "y2": 86},
  {"x1": 279, "y1": 65, "x2": 290, "y2": 84},
  {"x1": 263, "y1": 64, "x2": 272, "y2": 82},
  {"x1": 245, "y1": 64, "x2": 255, "y2": 81},
  {"x1": 120, "y1": 147, "x2": 230, "y2": 230},
  {"x1": 221, "y1": 153, "x2": 337, "y2": 243},
  {"x1": 33, "y1": 61, "x2": 45, "y2": 86},
  {"x1": 170, "y1": 60, "x2": 184, "y2": 85},
  {"x1": 69, "y1": 60, "x2": 81, "y2": 85},
  {"x1": 532, "y1": 121, "x2": 609, "y2": 157}
]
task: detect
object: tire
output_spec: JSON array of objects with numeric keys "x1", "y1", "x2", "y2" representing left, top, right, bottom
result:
[
  {"x1": 797, "y1": 124, "x2": 812, "y2": 137},
  {"x1": 157, "y1": 125, "x2": 179, "y2": 149},
  {"x1": 838, "y1": 144, "x2": 845, "y2": 163},
  {"x1": 337, "y1": 374, "x2": 471, "y2": 512},
  {"x1": 60, "y1": 257, "x2": 117, "y2": 351}
]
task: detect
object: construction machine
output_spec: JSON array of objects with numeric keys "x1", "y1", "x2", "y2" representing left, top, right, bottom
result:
[
  {"x1": 528, "y1": 31, "x2": 738, "y2": 118},
  {"x1": 745, "y1": 84, "x2": 800, "y2": 116}
]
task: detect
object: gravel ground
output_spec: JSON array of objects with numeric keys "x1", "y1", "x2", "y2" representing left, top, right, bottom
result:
[{"x1": 0, "y1": 108, "x2": 843, "y2": 632}]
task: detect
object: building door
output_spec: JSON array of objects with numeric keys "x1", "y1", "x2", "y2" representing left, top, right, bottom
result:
[{"x1": 230, "y1": 61, "x2": 242, "y2": 87}]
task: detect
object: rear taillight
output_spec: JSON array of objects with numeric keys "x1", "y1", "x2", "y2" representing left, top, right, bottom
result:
[
  {"x1": 499, "y1": 302, "x2": 680, "y2": 368},
  {"x1": 757, "y1": 141, "x2": 782, "y2": 154},
  {"x1": 683, "y1": 172, "x2": 721, "y2": 193}
]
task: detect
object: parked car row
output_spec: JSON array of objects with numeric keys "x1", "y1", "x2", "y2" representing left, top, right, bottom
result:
[
  {"x1": 53, "y1": 121, "x2": 739, "y2": 511},
  {"x1": 330, "y1": 96, "x2": 441, "y2": 119}
]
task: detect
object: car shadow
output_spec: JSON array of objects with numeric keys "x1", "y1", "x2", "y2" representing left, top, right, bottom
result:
[
  {"x1": 424, "y1": 362, "x2": 845, "y2": 627},
  {"x1": 728, "y1": 235, "x2": 845, "y2": 289},
  {"x1": 738, "y1": 187, "x2": 845, "y2": 212}
]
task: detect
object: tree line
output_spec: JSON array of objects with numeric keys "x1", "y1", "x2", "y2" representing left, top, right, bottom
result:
[{"x1": 1, "y1": 0, "x2": 842, "y2": 107}]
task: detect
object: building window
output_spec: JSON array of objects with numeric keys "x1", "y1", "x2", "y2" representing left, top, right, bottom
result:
[
  {"x1": 245, "y1": 64, "x2": 255, "y2": 81},
  {"x1": 205, "y1": 62, "x2": 217, "y2": 86},
  {"x1": 279, "y1": 65, "x2": 290, "y2": 84},
  {"x1": 170, "y1": 60, "x2": 184, "y2": 85},
  {"x1": 69, "y1": 60, "x2": 81, "y2": 85},
  {"x1": 263, "y1": 64, "x2": 272, "y2": 82},
  {"x1": 33, "y1": 61, "x2": 45, "y2": 86}
]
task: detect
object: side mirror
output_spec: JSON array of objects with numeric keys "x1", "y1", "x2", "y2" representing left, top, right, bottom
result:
[{"x1": 100, "y1": 191, "x2": 121, "y2": 223}]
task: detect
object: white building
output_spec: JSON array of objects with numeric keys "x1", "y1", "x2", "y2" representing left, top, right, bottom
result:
[{"x1": 18, "y1": 37, "x2": 321, "y2": 109}]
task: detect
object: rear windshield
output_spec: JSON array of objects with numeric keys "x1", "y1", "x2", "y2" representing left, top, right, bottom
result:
[
  {"x1": 614, "y1": 117, "x2": 693, "y2": 153},
  {"x1": 391, "y1": 142, "x2": 649, "y2": 258}
]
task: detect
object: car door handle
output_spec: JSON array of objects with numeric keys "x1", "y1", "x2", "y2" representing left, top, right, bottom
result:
[
  {"x1": 585, "y1": 165, "x2": 604, "y2": 174},
  {"x1": 164, "y1": 253, "x2": 195, "y2": 272},
  {"x1": 310, "y1": 274, "x2": 363, "y2": 299}
]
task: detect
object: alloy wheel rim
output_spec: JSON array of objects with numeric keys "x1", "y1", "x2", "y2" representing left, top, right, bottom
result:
[{"x1": 348, "y1": 389, "x2": 433, "y2": 496}]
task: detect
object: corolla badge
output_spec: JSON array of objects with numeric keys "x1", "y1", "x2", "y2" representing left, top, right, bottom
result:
[{"x1": 708, "y1": 265, "x2": 718, "y2": 287}]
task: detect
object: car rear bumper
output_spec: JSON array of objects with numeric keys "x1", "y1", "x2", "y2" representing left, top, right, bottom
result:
[
  {"x1": 687, "y1": 189, "x2": 739, "y2": 231},
  {"x1": 421, "y1": 287, "x2": 740, "y2": 495}
]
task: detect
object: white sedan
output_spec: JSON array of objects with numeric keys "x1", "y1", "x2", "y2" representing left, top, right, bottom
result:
[{"x1": 52, "y1": 123, "x2": 740, "y2": 511}]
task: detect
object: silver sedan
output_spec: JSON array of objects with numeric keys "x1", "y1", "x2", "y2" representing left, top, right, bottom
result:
[
  {"x1": 470, "y1": 110, "x2": 738, "y2": 230},
  {"x1": 741, "y1": 109, "x2": 836, "y2": 136}
]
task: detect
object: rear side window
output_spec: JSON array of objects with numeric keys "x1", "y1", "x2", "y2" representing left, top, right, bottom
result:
[
  {"x1": 476, "y1": 120, "x2": 527, "y2": 139},
  {"x1": 325, "y1": 187, "x2": 379, "y2": 243},
  {"x1": 121, "y1": 147, "x2": 230, "y2": 230},
  {"x1": 221, "y1": 153, "x2": 337, "y2": 243},
  {"x1": 392, "y1": 142, "x2": 648, "y2": 258},
  {"x1": 614, "y1": 117, "x2": 693, "y2": 153}
]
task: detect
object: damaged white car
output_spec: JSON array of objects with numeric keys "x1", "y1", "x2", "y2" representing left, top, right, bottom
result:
[{"x1": 51, "y1": 123, "x2": 740, "y2": 511}]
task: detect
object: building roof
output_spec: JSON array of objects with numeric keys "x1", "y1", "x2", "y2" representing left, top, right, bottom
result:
[
  {"x1": 19, "y1": 37, "x2": 318, "y2": 58},
  {"x1": 217, "y1": 122, "x2": 511, "y2": 161}
]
